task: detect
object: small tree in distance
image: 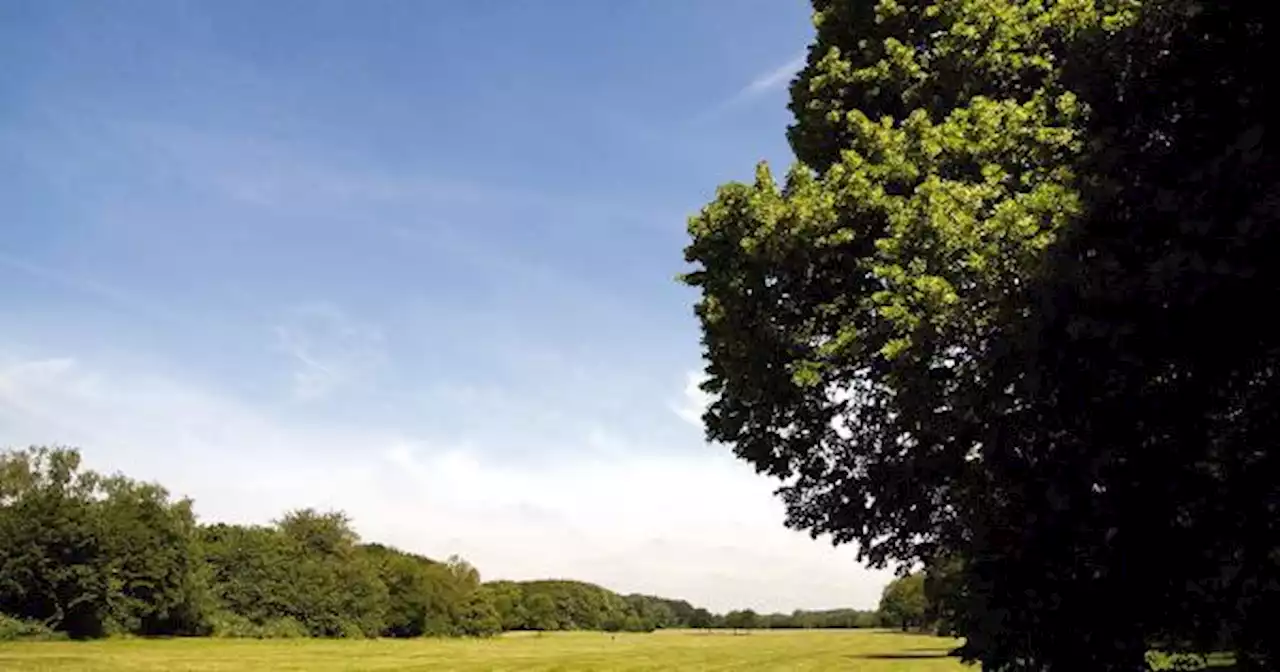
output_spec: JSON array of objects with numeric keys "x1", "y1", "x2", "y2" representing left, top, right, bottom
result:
[
  {"x1": 688, "y1": 607, "x2": 714, "y2": 630},
  {"x1": 723, "y1": 609, "x2": 758, "y2": 634},
  {"x1": 878, "y1": 574, "x2": 927, "y2": 632}
]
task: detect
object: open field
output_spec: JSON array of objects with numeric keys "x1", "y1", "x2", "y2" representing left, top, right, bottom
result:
[{"x1": 0, "y1": 629, "x2": 966, "y2": 671}]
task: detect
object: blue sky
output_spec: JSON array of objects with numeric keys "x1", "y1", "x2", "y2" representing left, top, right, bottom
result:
[{"x1": 0, "y1": 1, "x2": 891, "y2": 612}]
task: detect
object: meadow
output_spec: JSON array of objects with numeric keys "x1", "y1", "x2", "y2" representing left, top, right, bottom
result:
[{"x1": 0, "y1": 629, "x2": 965, "y2": 671}]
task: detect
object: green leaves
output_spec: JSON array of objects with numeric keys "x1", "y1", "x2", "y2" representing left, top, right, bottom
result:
[
  {"x1": 684, "y1": 0, "x2": 1107, "y2": 567},
  {"x1": 1, "y1": 445, "x2": 727, "y2": 641},
  {"x1": 689, "y1": 0, "x2": 1275, "y2": 668},
  {"x1": 878, "y1": 572, "x2": 928, "y2": 631},
  {"x1": 0, "y1": 447, "x2": 202, "y2": 638},
  {"x1": 202, "y1": 514, "x2": 391, "y2": 638}
]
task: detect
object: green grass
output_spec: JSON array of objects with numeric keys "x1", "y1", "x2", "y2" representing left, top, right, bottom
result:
[{"x1": 0, "y1": 629, "x2": 967, "y2": 671}]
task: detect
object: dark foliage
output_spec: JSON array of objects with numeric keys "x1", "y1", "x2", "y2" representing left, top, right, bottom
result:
[
  {"x1": 0, "y1": 448, "x2": 204, "y2": 639},
  {"x1": 758, "y1": 608, "x2": 881, "y2": 629},
  {"x1": 955, "y1": 2, "x2": 1277, "y2": 669},
  {"x1": 684, "y1": 0, "x2": 1276, "y2": 669}
]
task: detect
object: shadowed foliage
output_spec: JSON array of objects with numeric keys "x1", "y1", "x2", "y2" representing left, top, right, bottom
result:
[{"x1": 683, "y1": 0, "x2": 1275, "y2": 669}]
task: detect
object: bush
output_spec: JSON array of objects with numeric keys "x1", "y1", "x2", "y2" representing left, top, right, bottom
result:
[
  {"x1": 261, "y1": 618, "x2": 310, "y2": 639},
  {"x1": 421, "y1": 621, "x2": 459, "y2": 637},
  {"x1": 0, "y1": 614, "x2": 67, "y2": 641},
  {"x1": 208, "y1": 611, "x2": 253, "y2": 638},
  {"x1": 622, "y1": 615, "x2": 653, "y2": 633},
  {"x1": 208, "y1": 612, "x2": 308, "y2": 639}
]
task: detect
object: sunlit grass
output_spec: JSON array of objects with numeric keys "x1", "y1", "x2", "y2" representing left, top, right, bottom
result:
[{"x1": 0, "y1": 629, "x2": 967, "y2": 671}]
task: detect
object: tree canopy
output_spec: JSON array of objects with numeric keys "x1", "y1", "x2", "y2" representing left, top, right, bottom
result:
[
  {"x1": 683, "y1": 0, "x2": 1275, "y2": 669},
  {"x1": 0, "y1": 447, "x2": 205, "y2": 638},
  {"x1": 684, "y1": 0, "x2": 1132, "y2": 568},
  {"x1": 878, "y1": 573, "x2": 926, "y2": 632}
]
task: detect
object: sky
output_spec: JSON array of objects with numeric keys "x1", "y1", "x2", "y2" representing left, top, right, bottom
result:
[{"x1": 0, "y1": 1, "x2": 893, "y2": 613}]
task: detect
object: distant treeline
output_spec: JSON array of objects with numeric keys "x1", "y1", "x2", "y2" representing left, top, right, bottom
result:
[
  {"x1": 0, "y1": 447, "x2": 884, "y2": 640},
  {"x1": 482, "y1": 579, "x2": 883, "y2": 632}
]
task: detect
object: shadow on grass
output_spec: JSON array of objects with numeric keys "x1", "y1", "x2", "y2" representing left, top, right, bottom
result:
[
  {"x1": 848, "y1": 644, "x2": 962, "y2": 661},
  {"x1": 849, "y1": 652, "x2": 952, "y2": 660}
]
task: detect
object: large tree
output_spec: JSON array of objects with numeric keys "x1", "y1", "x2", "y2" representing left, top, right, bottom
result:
[
  {"x1": 683, "y1": 0, "x2": 1130, "y2": 568},
  {"x1": 0, "y1": 448, "x2": 209, "y2": 637},
  {"x1": 202, "y1": 510, "x2": 389, "y2": 638},
  {"x1": 95, "y1": 475, "x2": 208, "y2": 635},
  {"x1": 683, "y1": 0, "x2": 1274, "y2": 669},
  {"x1": 0, "y1": 448, "x2": 115, "y2": 638},
  {"x1": 360, "y1": 544, "x2": 468, "y2": 637},
  {"x1": 0, "y1": 447, "x2": 208, "y2": 638},
  {"x1": 977, "y1": 1, "x2": 1277, "y2": 667}
]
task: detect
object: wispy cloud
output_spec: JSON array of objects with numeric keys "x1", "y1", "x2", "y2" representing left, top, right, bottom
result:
[
  {"x1": 273, "y1": 303, "x2": 385, "y2": 400},
  {"x1": 738, "y1": 53, "x2": 806, "y2": 100},
  {"x1": 693, "y1": 52, "x2": 806, "y2": 122}
]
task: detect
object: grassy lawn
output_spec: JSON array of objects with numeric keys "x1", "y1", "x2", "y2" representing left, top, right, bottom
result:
[{"x1": 0, "y1": 629, "x2": 967, "y2": 671}]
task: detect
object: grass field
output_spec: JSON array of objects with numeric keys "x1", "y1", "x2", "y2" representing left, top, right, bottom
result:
[{"x1": 0, "y1": 629, "x2": 967, "y2": 671}]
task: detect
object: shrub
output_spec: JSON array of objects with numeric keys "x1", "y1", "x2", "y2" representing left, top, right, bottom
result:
[
  {"x1": 260, "y1": 617, "x2": 309, "y2": 639},
  {"x1": 0, "y1": 614, "x2": 67, "y2": 641},
  {"x1": 208, "y1": 612, "x2": 307, "y2": 639}
]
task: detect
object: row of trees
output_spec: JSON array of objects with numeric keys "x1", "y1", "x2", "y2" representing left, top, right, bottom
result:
[
  {"x1": 0, "y1": 446, "x2": 886, "y2": 640},
  {"x1": 481, "y1": 580, "x2": 884, "y2": 633},
  {"x1": 0, "y1": 447, "x2": 502, "y2": 639},
  {"x1": 683, "y1": 0, "x2": 1273, "y2": 669},
  {"x1": 481, "y1": 580, "x2": 680, "y2": 633},
  {"x1": 728, "y1": 608, "x2": 882, "y2": 631}
]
